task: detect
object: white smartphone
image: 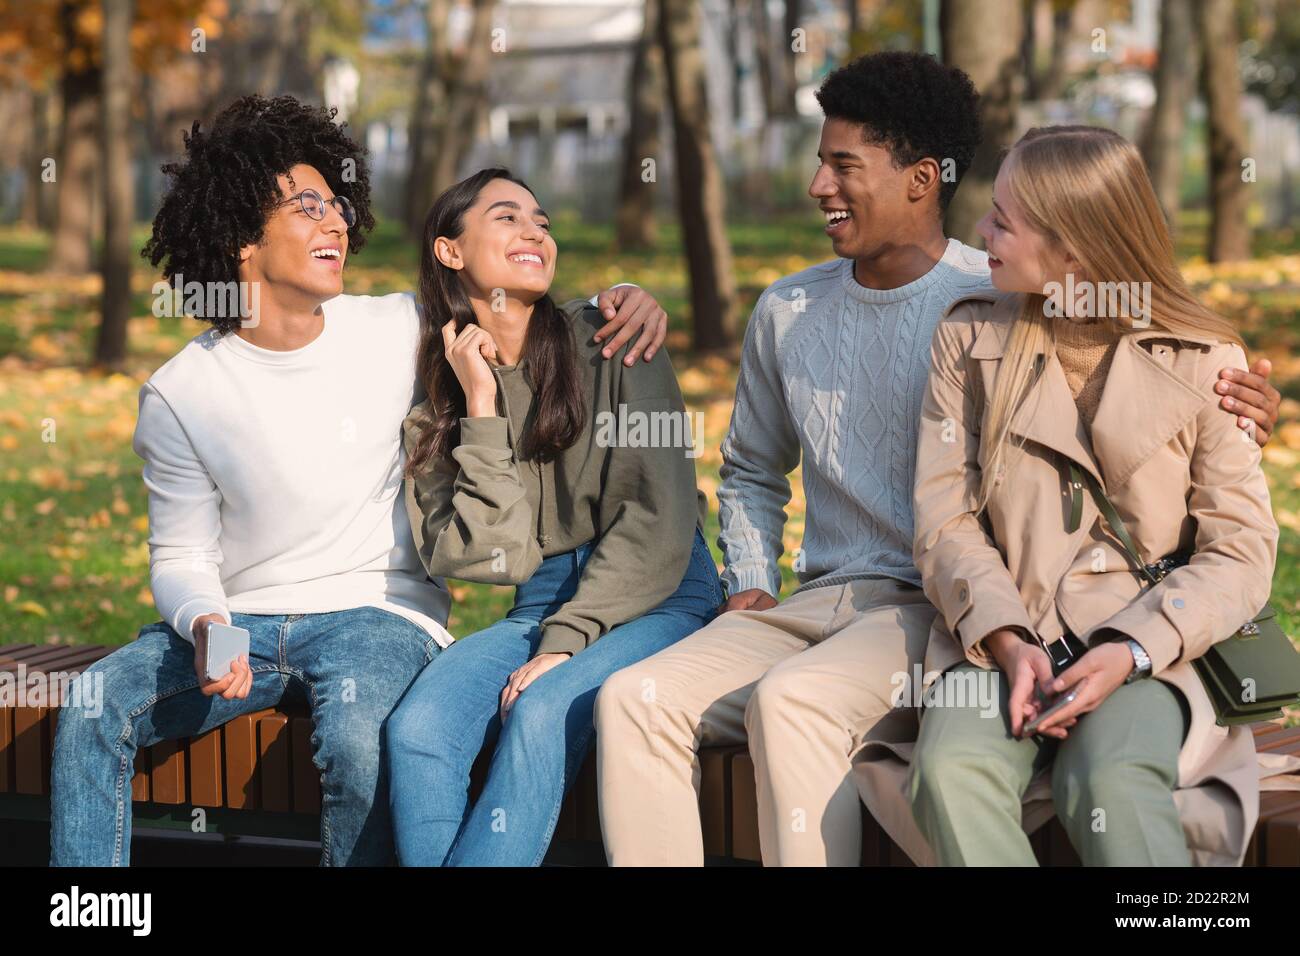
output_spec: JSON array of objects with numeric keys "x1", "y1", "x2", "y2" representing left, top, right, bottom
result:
[{"x1": 205, "y1": 622, "x2": 251, "y2": 681}]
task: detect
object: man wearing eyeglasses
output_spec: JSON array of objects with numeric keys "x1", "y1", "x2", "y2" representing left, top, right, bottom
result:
[{"x1": 48, "y1": 94, "x2": 669, "y2": 866}]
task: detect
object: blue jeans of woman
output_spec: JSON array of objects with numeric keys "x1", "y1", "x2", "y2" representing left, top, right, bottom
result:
[{"x1": 385, "y1": 528, "x2": 722, "y2": 866}]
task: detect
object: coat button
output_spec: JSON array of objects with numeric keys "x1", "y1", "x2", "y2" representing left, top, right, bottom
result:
[
  {"x1": 1172, "y1": 597, "x2": 1185, "y2": 609},
  {"x1": 958, "y1": 587, "x2": 969, "y2": 602}
]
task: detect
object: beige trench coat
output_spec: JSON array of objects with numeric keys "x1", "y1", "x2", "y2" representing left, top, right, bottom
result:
[{"x1": 854, "y1": 290, "x2": 1300, "y2": 867}]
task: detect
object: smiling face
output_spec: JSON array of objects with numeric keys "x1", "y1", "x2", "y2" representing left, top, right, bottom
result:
[
  {"x1": 239, "y1": 163, "x2": 349, "y2": 306},
  {"x1": 977, "y1": 162, "x2": 1075, "y2": 295},
  {"x1": 808, "y1": 117, "x2": 925, "y2": 261},
  {"x1": 433, "y1": 178, "x2": 556, "y2": 304}
]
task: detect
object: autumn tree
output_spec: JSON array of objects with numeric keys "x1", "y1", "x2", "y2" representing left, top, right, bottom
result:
[
  {"x1": 97, "y1": 0, "x2": 133, "y2": 369},
  {"x1": 615, "y1": 0, "x2": 664, "y2": 251},
  {"x1": 405, "y1": 0, "x2": 496, "y2": 236},
  {"x1": 0, "y1": 0, "x2": 224, "y2": 274},
  {"x1": 1197, "y1": 0, "x2": 1251, "y2": 262},
  {"x1": 941, "y1": 0, "x2": 1022, "y2": 247},
  {"x1": 659, "y1": 0, "x2": 736, "y2": 351},
  {"x1": 1142, "y1": 0, "x2": 1194, "y2": 231}
]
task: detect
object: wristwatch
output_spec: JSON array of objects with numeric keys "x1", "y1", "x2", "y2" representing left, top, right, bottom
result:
[{"x1": 1123, "y1": 637, "x2": 1152, "y2": 683}]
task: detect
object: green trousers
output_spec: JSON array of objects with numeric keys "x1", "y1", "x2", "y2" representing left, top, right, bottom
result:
[{"x1": 909, "y1": 662, "x2": 1192, "y2": 866}]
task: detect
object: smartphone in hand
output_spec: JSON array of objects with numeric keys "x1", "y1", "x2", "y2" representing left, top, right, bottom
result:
[
  {"x1": 1023, "y1": 685, "x2": 1080, "y2": 736},
  {"x1": 205, "y1": 622, "x2": 251, "y2": 681}
]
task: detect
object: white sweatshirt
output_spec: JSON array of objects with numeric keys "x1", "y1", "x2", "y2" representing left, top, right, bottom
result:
[{"x1": 132, "y1": 292, "x2": 452, "y2": 646}]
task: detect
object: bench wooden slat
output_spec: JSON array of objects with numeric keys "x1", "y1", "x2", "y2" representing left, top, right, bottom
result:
[
  {"x1": 132, "y1": 749, "x2": 150, "y2": 801},
  {"x1": 290, "y1": 717, "x2": 320, "y2": 815},
  {"x1": 45, "y1": 648, "x2": 113, "y2": 676},
  {"x1": 189, "y1": 727, "x2": 223, "y2": 807},
  {"x1": 0, "y1": 645, "x2": 49, "y2": 669},
  {"x1": 1, "y1": 647, "x2": 91, "y2": 672},
  {"x1": 223, "y1": 712, "x2": 260, "y2": 810},
  {"x1": 729, "y1": 751, "x2": 761, "y2": 862},
  {"x1": 698, "y1": 748, "x2": 728, "y2": 857},
  {"x1": 0, "y1": 702, "x2": 11, "y2": 793},
  {"x1": 1259, "y1": 794, "x2": 1300, "y2": 866},
  {"x1": 149, "y1": 737, "x2": 186, "y2": 804},
  {"x1": 13, "y1": 705, "x2": 49, "y2": 795},
  {"x1": 258, "y1": 714, "x2": 291, "y2": 813}
]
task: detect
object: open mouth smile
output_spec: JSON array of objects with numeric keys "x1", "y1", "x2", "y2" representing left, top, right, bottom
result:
[
  {"x1": 310, "y1": 247, "x2": 343, "y2": 270},
  {"x1": 823, "y1": 209, "x2": 852, "y2": 234}
]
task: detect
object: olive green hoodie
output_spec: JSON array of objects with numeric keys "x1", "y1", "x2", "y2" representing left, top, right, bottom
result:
[{"x1": 402, "y1": 299, "x2": 708, "y2": 657}]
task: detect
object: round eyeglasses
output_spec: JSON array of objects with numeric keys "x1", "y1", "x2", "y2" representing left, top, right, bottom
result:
[{"x1": 274, "y1": 188, "x2": 356, "y2": 228}]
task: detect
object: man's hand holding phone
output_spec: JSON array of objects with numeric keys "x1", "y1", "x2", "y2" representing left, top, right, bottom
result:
[{"x1": 191, "y1": 612, "x2": 253, "y2": 700}]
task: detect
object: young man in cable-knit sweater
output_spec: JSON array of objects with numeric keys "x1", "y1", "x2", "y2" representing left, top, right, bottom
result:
[{"x1": 595, "y1": 52, "x2": 1282, "y2": 866}]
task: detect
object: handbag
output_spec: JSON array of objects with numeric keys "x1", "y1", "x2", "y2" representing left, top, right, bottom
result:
[{"x1": 1066, "y1": 460, "x2": 1300, "y2": 726}]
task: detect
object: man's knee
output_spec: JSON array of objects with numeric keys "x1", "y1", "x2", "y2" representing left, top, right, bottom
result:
[
  {"x1": 743, "y1": 663, "x2": 821, "y2": 735},
  {"x1": 595, "y1": 665, "x2": 655, "y2": 730}
]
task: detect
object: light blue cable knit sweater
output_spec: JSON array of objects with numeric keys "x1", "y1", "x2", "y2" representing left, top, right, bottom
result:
[{"x1": 717, "y1": 238, "x2": 994, "y2": 598}]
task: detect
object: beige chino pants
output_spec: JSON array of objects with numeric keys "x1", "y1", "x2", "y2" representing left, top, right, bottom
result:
[{"x1": 594, "y1": 577, "x2": 938, "y2": 866}]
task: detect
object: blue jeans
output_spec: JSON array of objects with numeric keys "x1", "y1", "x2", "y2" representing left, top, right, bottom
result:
[
  {"x1": 50, "y1": 605, "x2": 440, "y2": 866},
  {"x1": 386, "y1": 528, "x2": 722, "y2": 866}
]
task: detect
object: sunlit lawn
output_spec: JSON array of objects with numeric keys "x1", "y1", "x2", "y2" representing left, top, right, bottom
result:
[{"x1": 1, "y1": 211, "x2": 1298, "y2": 711}]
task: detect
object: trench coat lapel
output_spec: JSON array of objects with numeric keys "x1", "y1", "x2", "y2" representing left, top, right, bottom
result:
[
  {"x1": 1089, "y1": 334, "x2": 1210, "y2": 488},
  {"x1": 968, "y1": 303, "x2": 1213, "y2": 492},
  {"x1": 968, "y1": 306, "x2": 1104, "y2": 488}
]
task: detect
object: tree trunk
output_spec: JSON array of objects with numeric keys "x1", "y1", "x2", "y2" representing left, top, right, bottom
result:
[
  {"x1": 253, "y1": 0, "x2": 301, "y2": 96},
  {"x1": 658, "y1": 0, "x2": 736, "y2": 352},
  {"x1": 615, "y1": 0, "x2": 664, "y2": 251},
  {"x1": 940, "y1": 0, "x2": 1022, "y2": 248},
  {"x1": 751, "y1": 0, "x2": 775, "y2": 118},
  {"x1": 1034, "y1": 2, "x2": 1078, "y2": 102},
  {"x1": 1142, "y1": 0, "x2": 1194, "y2": 232},
  {"x1": 96, "y1": 0, "x2": 134, "y2": 370},
  {"x1": 774, "y1": 0, "x2": 801, "y2": 117},
  {"x1": 405, "y1": 0, "x2": 454, "y2": 234},
  {"x1": 428, "y1": 0, "x2": 496, "y2": 201},
  {"x1": 1197, "y1": 0, "x2": 1251, "y2": 262},
  {"x1": 47, "y1": 1, "x2": 100, "y2": 274},
  {"x1": 20, "y1": 91, "x2": 47, "y2": 228}
]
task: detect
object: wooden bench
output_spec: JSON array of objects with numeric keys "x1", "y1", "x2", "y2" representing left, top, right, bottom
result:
[{"x1": 3, "y1": 642, "x2": 1298, "y2": 865}]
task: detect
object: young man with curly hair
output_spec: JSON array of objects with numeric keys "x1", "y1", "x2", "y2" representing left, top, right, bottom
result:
[
  {"x1": 49, "y1": 95, "x2": 668, "y2": 866},
  {"x1": 594, "y1": 51, "x2": 1281, "y2": 866}
]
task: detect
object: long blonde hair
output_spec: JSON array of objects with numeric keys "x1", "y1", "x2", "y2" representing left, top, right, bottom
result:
[{"x1": 977, "y1": 125, "x2": 1244, "y2": 510}]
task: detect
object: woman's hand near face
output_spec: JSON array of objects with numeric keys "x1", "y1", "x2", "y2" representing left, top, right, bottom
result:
[
  {"x1": 442, "y1": 319, "x2": 500, "y2": 417},
  {"x1": 984, "y1": 628, "x2": 1068, "y2": 739}
]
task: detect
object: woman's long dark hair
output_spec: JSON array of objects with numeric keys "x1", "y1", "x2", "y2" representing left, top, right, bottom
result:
[{"x1": 406, "y1": 168, "x2": 585, "y2": 476}]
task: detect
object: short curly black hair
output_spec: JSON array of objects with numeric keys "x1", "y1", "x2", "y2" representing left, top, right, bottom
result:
[
  {"x1": 143, "y1": 95, "x2": 375, "y2": 334},
  {"x1": 815, "y1": 52, "x2": 981, "y2": 213}
]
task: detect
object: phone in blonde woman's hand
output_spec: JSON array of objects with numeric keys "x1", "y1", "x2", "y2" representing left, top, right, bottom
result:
[{"x1": 1023, "y1": 685, "x2": 1080, "y2": 736}]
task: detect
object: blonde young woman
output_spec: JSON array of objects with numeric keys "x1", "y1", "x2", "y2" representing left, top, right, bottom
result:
[{"x1": 907, "y1": 125, "x2": 1280, "y2": 866}]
